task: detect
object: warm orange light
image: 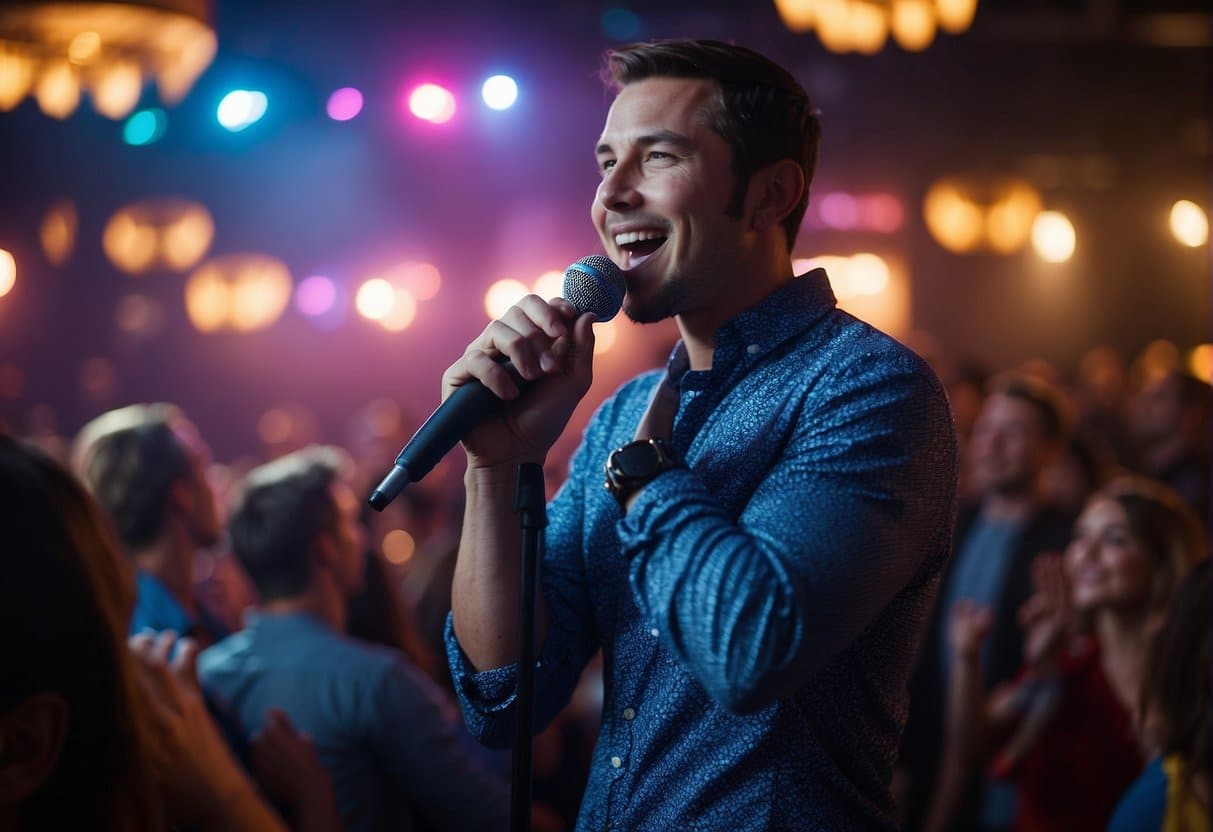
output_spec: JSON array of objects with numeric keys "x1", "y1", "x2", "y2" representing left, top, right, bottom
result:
[
  {"x1": 382, "y1": 529, "x2": 416, "y2": 564},
  {"x1": 593, "y1": 319, "x2": 618, "y2": 355},
  {"x1": 185, "y1": 254, "x2": 292, "y2": 333},
  {"x1": 773, "y1": 0, "x2": 816, "y2": 32},
  {"x1": 0, "y1": 249, "x2": 15, "y2": 298},
  {"x1": 891, "y1": 0, "x2": 937, "y2": 51},
  {"x1": 1031, "y1": 211, "x2": 1076, "y2": 263},
  {"x1": 379, "y1": 288, "x2": 417, "y2": 332},
  {"x1": 356, "y1": 278, "x2": 396, "y2": 321},
  {"x1": 103, "y1": 198, "x2": 213, "y2": 274},
  {"x1": 1188, "y1": 344, "x2": 1213, "y2": 383},
  {"x1": 40, "y1": 199, "x2": 77, "y2": 266},
  {"x1": 485, "y1": 279, "x2": 529, "y2": 319},
  {"x1": 532, "y1": 270, "x2": 566, "y2": 302},
  {"x1": 924, "y1": 176, "x2": 1042, "y2": 254}
]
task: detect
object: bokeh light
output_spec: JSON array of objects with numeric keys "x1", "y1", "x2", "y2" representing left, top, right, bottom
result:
[
  {"x1": 1169, "y1": 200, "x2": 1208, "y2": 247},
  {"x1": 0, "y1": 248, "x2": 15, "y2": 297},
  {"x1": 35, "y1": 59, "x2": 80, "y2": 119},
  {"x1": 485, "y1": 278, "x2": 529, "y2": 319},
  {"x1": 295, "y1": 275, "x2": 337, "y2": 317},
  {"x1": 1031, "y1": 211, "x2": 1076, "y2": 263},
  {"x1": 891, "y1": 0, "x2": 938, "y2": 51},
  {"x1": 93, "y1": 58, "x2": 142, "y2": 119},
  {"x1": 1188, "y1": 344, "x2": 1213, "y2": 383},
  {"x1": 185, "y1": 254, "x2": 292, "y2": 332},
  {"x1": 217, "y1": 89, "x2": 268, "y2": 131},
  {"x1": 407, "y1": 83, "x2": 456, "y2": 124},
  {"x1": 593, "y1": 319, "x2": 618, "y2": 355},
  {"x1": 356, "y1": 278, "x2": 395, "y2": 321},
  {"x1": 103, "y1": 198, "x2": 214, "y2": 274},
  {"x1": 327, "y1": 87, "x2": 363, "y2": 121},
  {"x1": 379, "y1": 287, "x2": 417, "y2": 332},
  {"x1": 532, "y1": 269, "x2": 565, "y2": 302},
  {"x1": 123, "y1": 107, "x2": 167, "y2": 145},
  {"x1": 773, "y1": 0, "x2": 815, "y2": 32},
  {"x1": 40, "y1": 198, "x2": 77, "y2": 265},
  {"x1": 115, "y1": 293, "x2": 165, "y2": 338},
  {"x1": 382, "y1": 529, "x2": 416, "y2": 565},
  {"x1": 601, "y1": 7, "x2": 642, "y2": 39},
  {"x1": 481, "y1": 75, "x2": 518, "y2": 110},
  {"x1": 80, "y1": 356, "x2": 117, "y2": 401},
  {"x1": 0, "y1": 47, "x2": 36, "y2": 111},
  {"x1": 394, "y1": 261, "x2": 442, "y2": 300}
]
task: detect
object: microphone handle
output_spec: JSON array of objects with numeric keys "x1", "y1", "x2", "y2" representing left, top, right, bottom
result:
[{"x1": 368, "y1": 361, "x2": 528, "y2": 510}]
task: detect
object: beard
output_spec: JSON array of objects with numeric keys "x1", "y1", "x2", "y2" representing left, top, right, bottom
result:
[{"x1": 623, "y1": 275, "x2": 685, "y2": 324}]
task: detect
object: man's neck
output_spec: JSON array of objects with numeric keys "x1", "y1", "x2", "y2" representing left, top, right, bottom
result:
[
  {"x1": 676, "y1": 254, "x2": 795, "y2": 372},
  {"x1": 132, "y1": 527, "x2": 197, "y2": 617},
  {"x1": 260, "y1": 579, "x2": 346, "y2": 633}
]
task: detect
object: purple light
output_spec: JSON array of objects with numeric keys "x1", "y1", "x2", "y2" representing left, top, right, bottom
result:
[
  {"x1": 819, "y1": 193, "x2": 860, "y2": 230},
  {"x1": 295, "y1": 275, "x2": 337, "y2": 317},
  {"x1": 327, "y1": 87, "x2": 364, "y2": 122}
]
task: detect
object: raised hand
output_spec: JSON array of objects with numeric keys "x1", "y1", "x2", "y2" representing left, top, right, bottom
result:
[
  {"x1": 442, "y1": 295, "x2": 597, "y2": 469},
  {"x1": 1017, "y1": 552, "x2": 1071, "y2": 670}
]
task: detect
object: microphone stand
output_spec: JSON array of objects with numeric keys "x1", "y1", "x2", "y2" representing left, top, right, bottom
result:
[{"x1": 511, "y1": 463, "x2": 546, "y2": 832}]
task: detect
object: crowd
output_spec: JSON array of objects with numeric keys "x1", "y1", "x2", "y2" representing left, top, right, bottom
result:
[{"x1": 0, "y1": 334, "x2": 1205, "y2": 831}]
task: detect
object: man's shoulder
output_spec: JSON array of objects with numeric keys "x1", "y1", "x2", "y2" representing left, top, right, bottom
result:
[{"x1": 198, "y1": 618, "x2": 406, "y2": 682}]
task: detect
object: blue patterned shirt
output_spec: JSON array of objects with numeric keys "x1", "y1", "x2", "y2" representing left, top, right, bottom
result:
[{"x1": 446, "y1": 270, "x2": 958, "y2": 831}]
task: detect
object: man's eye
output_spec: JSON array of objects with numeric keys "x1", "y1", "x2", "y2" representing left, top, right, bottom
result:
[
  {"x1": 647, "y1": 151, "x2": 671, "y2": 161},
  {"x1": 599, "y1": 159, "x2": 616, "y2": 172}
]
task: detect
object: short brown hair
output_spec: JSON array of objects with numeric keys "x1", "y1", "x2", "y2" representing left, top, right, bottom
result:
[{"x1": 603, "y1": 39, "x2": 820, "y2": 250}]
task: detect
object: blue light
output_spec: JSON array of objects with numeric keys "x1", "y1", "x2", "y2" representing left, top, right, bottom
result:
[
  {"x1": 217, "y1": 90, "x2": 268, "y2": 132},
  {"x1": 602, "y1": 7, "x2": 642, "y2": 40},
  {"x1": 123, "y1": 108, "x2": 167, "y2": 145},
  {"x1": 481, "y1": 75, "x2": 519, "y2": 111}
]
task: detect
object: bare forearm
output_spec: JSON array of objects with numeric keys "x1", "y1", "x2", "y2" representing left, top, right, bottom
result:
[{"x1": 451, "y1": 464, "x2": 548, "y2": 671}]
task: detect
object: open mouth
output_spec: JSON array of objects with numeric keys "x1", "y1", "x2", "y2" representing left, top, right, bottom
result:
[{"x1": 615, "y1": 230, "x2": 668, "y2": 269}]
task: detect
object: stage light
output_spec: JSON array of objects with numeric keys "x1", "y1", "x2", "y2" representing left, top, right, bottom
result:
[
  {"x1": 407, "y1": 83, "x2": 456, "y2": 124},
  {"x1": 1031, "y1": 211, "x2": 1076, "y2": 263},
  {"x1": 123, "y1": 107, "x2": 166, "y2": 145},
  {"x1": 891, "y1": 0, "x2": 937, "y2": 51},
  {"x1": 185, "y1": 254, "x2": 291, "y2": 333},
  {"x1": 0, "y1": 249, "x2": 15, "y2": 298},
  {"x1": 379, "y1": 288, "x2": 417, "y2": 332},
  {"x1": 481, "y1": 75, "x2": 518, "y2": 110},
  {"x1": 601, "y1": 7, "x2": 642, "y2": 40},
  {"x1": 532, "y1": 269, "x2": 565, "y2": 301},
  {"x1": 1170, "y1": 200, "x2": 1208, "y2": 247},
  {"x1": 217, "y1": 89, "x2": 267, "y2": 131},
  {"x1": 773, "y1": 0, "x2": 815, "y2": 32},
  {"x1": 356, "y1": 278, "x2": 396, "y2": 321},
  {"x1": 1188, "y1": 344, "x2": 1213, "y2": 383},
  {"x1": 485, "y1": 278, "x2": 529, "y2": 319},
  {"x1": 115, "y1": 293, "x2": 164, "y2": 338},
  {"x1": 394, "y1": 261, "x2": 442, "y2": 300},
  {"x1": 382, "y1": 530, "x2": 415, "y2": 565},
  {"x1": 327, "y1": 87, "x2": 363, "y2": 121},
  {"x1": 295, "y1": 275, "x2": 337, "y2": 317}
]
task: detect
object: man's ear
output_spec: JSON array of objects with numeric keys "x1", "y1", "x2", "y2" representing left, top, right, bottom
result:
[
  {"x1": 167, "y1": 477, "x2": 194, "y2": 517},
  {"x1": 0, "y1": 692, "x2": 69, "y2": 802},
  {"x1": 746, "y1": 159, "x2": 805, "y2": 234},
  {"x1": 311, "y1": 532, "x2": 338, "y2": 573}
]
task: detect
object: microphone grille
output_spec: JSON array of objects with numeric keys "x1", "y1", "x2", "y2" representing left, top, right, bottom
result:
[{"x1": 564, "y1": 255, "x2": 625, "y2": 322}]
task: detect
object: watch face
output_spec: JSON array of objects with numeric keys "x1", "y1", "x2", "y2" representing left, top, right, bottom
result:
[{"x1": 614, "y1": 441, "x2": 661, "y2": 478}]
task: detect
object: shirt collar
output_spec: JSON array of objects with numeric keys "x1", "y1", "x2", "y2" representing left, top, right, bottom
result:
[{"x1": 665, "y1": 268, "x2": 837, "y2": 382}]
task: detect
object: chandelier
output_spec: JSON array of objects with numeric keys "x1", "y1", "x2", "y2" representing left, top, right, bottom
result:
[
  {"x1": 774, "y1": 0, "x2": 979, "y2": 54},
  {"x1": 0, "y1": 1, "x2": 216, "y2": 120}
]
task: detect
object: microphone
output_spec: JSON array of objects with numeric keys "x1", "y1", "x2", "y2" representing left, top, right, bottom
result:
[{"x1": 367, "y1": 255, "x2": 625, "y2": 511}]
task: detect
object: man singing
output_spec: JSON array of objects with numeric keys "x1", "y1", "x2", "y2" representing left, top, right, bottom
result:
[{"x1": 442, "y1": 39, "x2": 957, "y2": 831}]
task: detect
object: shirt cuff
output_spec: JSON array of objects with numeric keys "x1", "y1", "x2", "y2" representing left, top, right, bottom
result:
[{"x1": 443, "y1": 613, "x2": 520, "y2": 715}]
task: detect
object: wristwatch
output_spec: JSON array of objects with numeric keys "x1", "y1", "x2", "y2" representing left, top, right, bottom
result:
[{"x1": 603, "y1": 438, "x2": 684, "y2": 506}]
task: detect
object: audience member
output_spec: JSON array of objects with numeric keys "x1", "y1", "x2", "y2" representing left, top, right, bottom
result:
[
  {"x1": 73, "y1": 403, "x2": 230, "y2": 644},
  {"x1": 197, "y1": 446, "x2": 516, "y2": 832},
  {"x1": 1109, "y1": 558, "x2": 1211, "y2": 832},
  {"x1": 901, "y1": 373, "x2": 1076, "y2": 831},
  {"x1": 1130, "y1": 370, "x2": 1212, "y2": 518},
  {"x1": 934, "y1": 476, "x2": 1205, "y2": 832},
  {"x1": 0, "y1": 433, "x2": 319, "y2": 832}
]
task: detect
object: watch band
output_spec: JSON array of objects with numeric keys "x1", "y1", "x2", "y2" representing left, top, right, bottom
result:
[{"x1": 603, "y1": 437, "x2": 684, "y2": 506}]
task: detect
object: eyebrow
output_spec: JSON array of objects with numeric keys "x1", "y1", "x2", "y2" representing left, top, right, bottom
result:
[{"x1": 595, "y1": 130, "x2": 695, "y2": 156}]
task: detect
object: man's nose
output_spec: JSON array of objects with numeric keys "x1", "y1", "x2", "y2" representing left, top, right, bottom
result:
[{"x1": 597, "y1": 164, "x2": 642, "y2": 212}]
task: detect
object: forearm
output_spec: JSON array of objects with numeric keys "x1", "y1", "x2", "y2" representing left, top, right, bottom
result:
[
  {"x1": 451, "y1": 463, "x2": 548, "y2": 671},
  {"x1": 944, "y1": 651, "x2": 986, "y2": 764}
]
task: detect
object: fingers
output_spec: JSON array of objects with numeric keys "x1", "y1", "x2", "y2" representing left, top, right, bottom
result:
[
  {"x1": 445, "y1": 295, "x2": 582, "y2": 399},
  {"x1": 171, "y1": 638, "x2": 201, "y2": 689}
]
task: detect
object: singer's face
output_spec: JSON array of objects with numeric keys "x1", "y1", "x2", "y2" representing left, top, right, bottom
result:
[{"x1": 592, "y1": 77, "x2": 744, "y2": 325}]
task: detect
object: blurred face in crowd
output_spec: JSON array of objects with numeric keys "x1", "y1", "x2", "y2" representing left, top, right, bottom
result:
[
  {"x1": 1131, "y1": 374, "x2": 1183, "y2": 446},
  {"x1": 171, "y1": 418, "x2": 221, "y2": 548},
  {"x1": 967, "y1": 392, "x2": 1055, "y2": 497},
  {"x1": 1065, "y1": 496, "x2": 1154, "y2": 613}
]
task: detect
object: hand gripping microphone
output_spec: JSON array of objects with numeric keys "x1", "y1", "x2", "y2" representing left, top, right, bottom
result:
[{"x1": 367, "y1": 255, "x2": 625, "y2": 511}]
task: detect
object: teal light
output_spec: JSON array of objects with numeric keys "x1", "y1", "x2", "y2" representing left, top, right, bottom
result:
[{"x1": 123, "y1": 108, "x2": 166, "y2": 146}]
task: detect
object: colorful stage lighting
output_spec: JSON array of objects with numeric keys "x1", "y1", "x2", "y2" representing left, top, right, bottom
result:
[
  {"x1": 481, "y1": 75, "x2": 518, "y2": 110},
  {"x1": 295, "y1": 275, "x2": 337, "y2": 317},
  {"x1": 217, "y1": 89, "x2": 267, "y2": 131},
  {"x1": 123, "y1": 107, "x2": 166, "y2": 145},
  {"x1": 327, "y1": 87, "x2": 363, "y2": 122},
  {"x1": 407, "y1": 83, "x2": 456, "y2": 124}
]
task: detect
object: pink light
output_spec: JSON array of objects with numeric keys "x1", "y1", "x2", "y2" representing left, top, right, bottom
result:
[
  {"x1": 407, "y1": 83, "x2": 456, "y2": 124},
  {"x1": 327, "y1": 87, "x2": 363, "y2": 122},
  {"x1": 295, "y1": 275, "x2": 337, "y2": 317},
  {"x1": 862, "y1": 194, "x2": 904, "y2": 232},
  {"x1": 819, "y1": 193, "x2": 860, "y2": 230}
]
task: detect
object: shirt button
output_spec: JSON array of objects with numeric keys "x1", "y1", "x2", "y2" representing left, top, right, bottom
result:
[
  {"x1": 650, "y1": 628, "x2": 659, "y2": 637},
  {"x1": 622, "y1": 707, "x2": 636, "y2": 720},
  {"x1": 610, "y1": 756, "x2": 623, "y2": 768},
  {"x1": 747, "y1": 343, "x2": 761, "y2": 355}
]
